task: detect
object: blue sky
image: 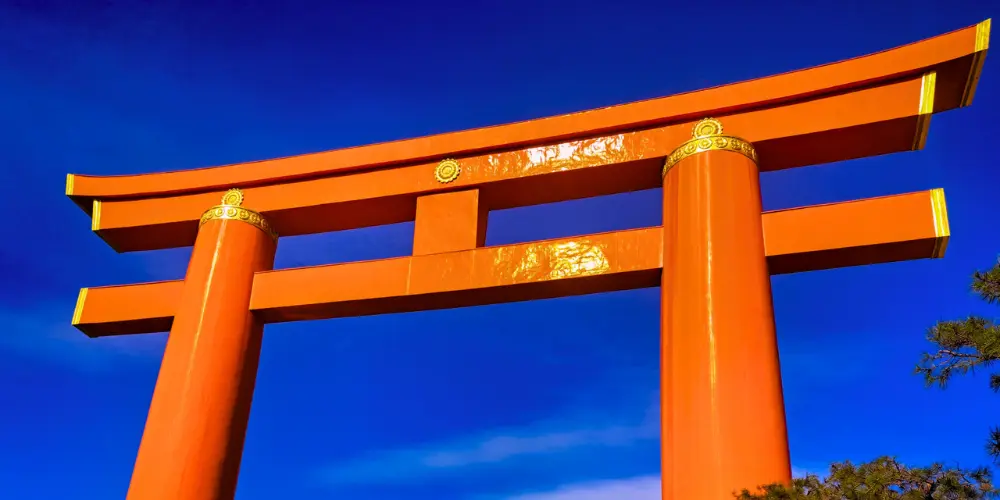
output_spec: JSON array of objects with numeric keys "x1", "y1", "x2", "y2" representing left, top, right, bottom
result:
[{"x1": 1, "y1": 1, "x2": 999, "y2": 498}]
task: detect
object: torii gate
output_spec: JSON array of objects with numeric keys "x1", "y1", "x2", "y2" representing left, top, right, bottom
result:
[{"x1": 66, "y1": 19, "x2": 990, "y2": 500}]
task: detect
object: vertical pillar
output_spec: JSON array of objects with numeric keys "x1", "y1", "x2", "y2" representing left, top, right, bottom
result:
[
  {"x1": 660, "y1": 119, "x2": 790, "y2": 498},
  {"x1": 126, "y1": 189, "x2": 278, "y2": 500}
]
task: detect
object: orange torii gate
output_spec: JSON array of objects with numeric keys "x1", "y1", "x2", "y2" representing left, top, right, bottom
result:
[{"x1": 67, "y1": 19, "x2": 989, "y2": 500}]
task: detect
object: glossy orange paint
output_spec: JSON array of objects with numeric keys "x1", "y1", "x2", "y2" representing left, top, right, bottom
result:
[
  {"x1": 66, "y1": 20, "x2": 985, "y2": 202},
  {"x1": 125, "y1": 217, "x2": 276, "y2": 500},
  {"x1": 763, "y1": 189, "x2": 949, "y2": 274},
  {"x1": 61, "y1": 19, "x2": 986, "y2": 500},
  {"x1": 72, "y1": 189, "x2": 949, "y2": 337},
  {"x1": 91, "y1": 74, "x2": 930, "y2": 252},
  {"x1": 252, "y1": 227, "x2": 657, "y2": 323},
  {"x1": 413, "y1": 189, "x2": 488, "y2": 255},
  {"x1": 71, "y1": 280, "x2": 183, "y2": 337},
  {"x1": 661, "y1": 148, "x2": 789, "y2": 498}
]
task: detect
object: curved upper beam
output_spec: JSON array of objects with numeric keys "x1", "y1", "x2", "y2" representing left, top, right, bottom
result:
[
  {"x1": 66, "y1": 20, "x2": 990, "y2": 205},
  {"x1": 89, "y1": 74, "x2": 936, "y2": 252}
]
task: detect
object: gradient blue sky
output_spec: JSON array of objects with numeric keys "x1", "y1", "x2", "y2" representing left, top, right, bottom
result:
[{"x1": 1, "y1": 1, "x2": 999, "y2": 499}]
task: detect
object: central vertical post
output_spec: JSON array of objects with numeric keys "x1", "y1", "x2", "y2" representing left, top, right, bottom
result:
[
  {"x1": 126, "y1": 189, "x2": 277, "y2": 500},
  {"x1": 660, "y1": 119, "x2": 791, "y2": 498}
]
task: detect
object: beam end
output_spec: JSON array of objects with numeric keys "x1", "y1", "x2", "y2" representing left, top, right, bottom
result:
[
  {"x1": 92, "y1": 200, "x2": 102, "y2": 232},
  {"x1": 71, "y1": 288, "x2": 88, "y2": 326},
  {"x1": 913, "y1": 71, "x2": 937, "y2": 150},
  {"x1": 930, "y1": 188, "x2": 950, "y2": 258},
  {"x1": 977, "y1": 18, "x2": 992, "y2": 52},
  {"x1": 961, "y1": 18, "x2": 991, "y2": 107}
]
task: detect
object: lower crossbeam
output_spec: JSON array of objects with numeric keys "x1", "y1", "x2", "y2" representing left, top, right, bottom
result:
[{"x1": 72, "y1": 189, "x2": 948, "y2": 336}]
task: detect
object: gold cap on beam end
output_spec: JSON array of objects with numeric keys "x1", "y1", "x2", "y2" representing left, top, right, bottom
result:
[
  {"x1": 662, "y1": 118, "x2": 758, "y2": 178},
  {"x1": 930, "y1": 188, "x2": 950, "y2": 259},
  {"x1": 91, "y1": 200, "x2": 102, "y2": 232},
  {"x1": 71, "y1": 288, "x2": 89, "y2": 325},
  {"x1": 961, "y1": 19, "x2": 991, "y2": 107},
  {"x1": 913, "y1": 71, "x2": 937, "y2": 150},
  {"x1": 977, "y1": 18, "x2": 991, "y2": 52}
]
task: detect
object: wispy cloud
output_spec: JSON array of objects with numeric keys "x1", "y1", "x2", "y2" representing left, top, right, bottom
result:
[
  {"x1": 421, "y1": 423, "x2": 656, "y2": 468},
  {"x1": 318, "y1": 400, "x2": 659, "y2": 486},
  {"x1": 506, "y1": 475, "x2": 660, "y2": 500},
  {"x1": 0, "y1": 305, "x2": 165, "y2": 371},
  {"x1": 316, "y1": 390, "x2": 823, "y2": 495}
]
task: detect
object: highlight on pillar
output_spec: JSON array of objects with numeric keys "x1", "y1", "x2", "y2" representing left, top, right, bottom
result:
[{"x1": 65, "y1": 18, "x2": 988, "y2": 500}]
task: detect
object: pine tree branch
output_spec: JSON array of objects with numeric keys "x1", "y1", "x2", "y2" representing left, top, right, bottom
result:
[
  {"x1": 973, "y1": 259, "x2": 1000, "y2": 305},
  {"x1": 989, "y1": 427, "x2": 1000, "y2": 466},
  {"x1": 916, "y1": 316, "x2": 1000, "y2": 389},
  {"x1": 735, "y1": 457, "x2": 998, "y2": 499},
  {"x1": 910, "y1": 259, "x2": 1000, "y2": 491}
]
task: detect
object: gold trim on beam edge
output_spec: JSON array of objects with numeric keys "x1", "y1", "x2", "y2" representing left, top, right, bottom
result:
[
  {"x1": 91, "y1": 200, "x2": 102, "y2": 232},
  {"x1": 71, "y1": 288, "x2": 88, "y2": 325},
  {"x1": 913, "y1": 71, "x2": 937, "y2": 150},
  {"x1": 930, "y1": 188, "x2": 950, "y2": 259},
  {"x1": 65, "y1": 174, "x2": 75, "y2": 196},
  {"x1": 962, "y1": 18, "x2": 991, "y2": 107}
]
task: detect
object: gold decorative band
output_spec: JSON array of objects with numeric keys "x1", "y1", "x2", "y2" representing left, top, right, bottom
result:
[
  {"x1": 199, "y1": 188, "x2": 278, "y2": 241},
  {"x1": 662, "y1": 118, "x2": 758, "y2": 178}
]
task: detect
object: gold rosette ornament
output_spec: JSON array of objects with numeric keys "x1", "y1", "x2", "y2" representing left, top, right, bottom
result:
[
  {"x1": 199, "y1": 188, "x2": 278, "y2": 241},
  {"x1": 435, "y1": 159, "x2": 461, "y2": 184},
  {"x1": 662, "y1": 118, "x2": 758, "y2": 178}
]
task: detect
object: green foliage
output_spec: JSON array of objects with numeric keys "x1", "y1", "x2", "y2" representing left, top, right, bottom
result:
[
  {"x1": 735, "y1": 457, "x2": 998, "y2": 499},
  {"x1": 989, "y1": 428, "x2": 1000, "y2": 466},
  {"x1": 916, "y1": 316, "x2": 1000, "y2": 391},
  {"x1": 916, "y1": 259, "x2": 1000, "y2": 464},
  {"x1": 972, "y1": 263, "x2": 1000, "y2": 305},
  {"x1": 733, "y1": 261, "x2": 1000, "y2": 500}
]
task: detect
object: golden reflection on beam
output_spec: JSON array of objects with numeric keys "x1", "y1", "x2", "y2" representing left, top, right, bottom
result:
[
  {"x1": 479, "y1": 133, "x2": 659, "y2": 178},
  {"x1": 496, "y1": 239, "x2": 612, "y2": 283}
]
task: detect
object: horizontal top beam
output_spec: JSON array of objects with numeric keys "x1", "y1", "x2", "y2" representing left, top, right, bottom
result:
[
  {"x1": 66, "y1": 20, "x2": 989, "y2": 206},
  {"x1": 90, "y1": 73, "x2": 934, "y2": 252}
]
